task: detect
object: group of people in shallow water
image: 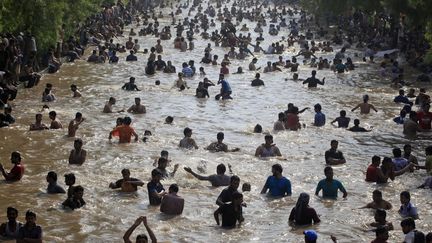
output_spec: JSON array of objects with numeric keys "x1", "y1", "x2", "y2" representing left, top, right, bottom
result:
[{"x1": 2, "y1": 0, "x2": 432, "y2": 242}]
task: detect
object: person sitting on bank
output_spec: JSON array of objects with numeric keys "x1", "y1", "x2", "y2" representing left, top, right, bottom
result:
[
  {"x1": 123, "y1": 216, "x2": 157, "y2": 243},
  {"x1": 255, "y1": 134, "x2": 282, "y2": 158},
  {"x1": 0, "y1": 207, "x2": 22, "y2": 239},
  {"x1": 62, "y1": 185, "x2": 85, "y2": 210},
  {"x1": 315, "y1": 166, "x2": 348, "y2": 199},
  {"x1": 68, "y1": 138, "x2": 87, "y2": 165},
  {"x1": 17, "y1": 210, "x2": 42, "y2": 243},
  {"x1": 184, "y1": 163, "x2": 231, "y2": 187},
  {"x1": 206, "y1": 132, "x2": 240, "y2": 152},
  {"x1": 46, "y1": 171, "x2": 66, "y2": 194},
  {"x1": 288, "y1": 192, "x2": 320, "y2": 226},
  {"x1": 0, "y1": 151, "x2": 24, "y2": 182},
  {"x1": 160, "y1": 184, "x2": 184, "y2": 215},
  {"x1": 109, "y1": 169, "x2": 144, "y2": 193},
  {"x1": 214, "y1": 192, "x2": 244, "y2": 228},
  {"x1": 325, "y1": 140, "x2": 346, "y2": 165}
]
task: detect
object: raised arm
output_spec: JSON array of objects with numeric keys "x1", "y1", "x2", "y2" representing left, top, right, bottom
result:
[
  {"x1": 142, "y1": 217, "x2": 157, "y2": 243},
  {"x1": 123, "y1": 217, "x2": 141, "y2": 243},
  {"x1": 184, "y1": 167, "x2": 209, "y2": 181}
]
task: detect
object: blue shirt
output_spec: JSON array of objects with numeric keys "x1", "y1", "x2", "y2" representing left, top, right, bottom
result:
[
  {"x1": 394, "y1": 95, "x2": 413, "y2": 105},
  {"x1": 399, "y1": 202, "x2": 418, "y2": 218},
  {"x1": 264, "y1": 176, "x2": 291, "y2": 197},
  {"x1": 392, "y1": 157, "x2": 409, "y2": 171},
  {"x1": 314, "y1": 112, "x2": 326, "y2": 126},
  {"x1": 221, "y1": 79, "x2": 232, "y2": 93},
  {"x1": 182, "y1": 67, "x2": 193, "y2": 77},
  {"x1": 315, "y1": 179, "x2": 346, "y2": 199}
]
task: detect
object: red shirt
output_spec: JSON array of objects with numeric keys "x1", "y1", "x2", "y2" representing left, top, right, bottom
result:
[
  {"x1": 366, "y1": 164, "x2": 378, "y2": 182},
  {"x1": 417, "y1": 111, "x2": 432, "y2": 130},
  {"x1": 220, "y1": 66, "x2": 229, "y2": 75},
  {"x1": 9, "y1": 164, "x2": 24, "y2": 181}
]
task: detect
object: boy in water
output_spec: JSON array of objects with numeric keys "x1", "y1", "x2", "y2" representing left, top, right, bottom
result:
[
  {"x1": 46, "y1": 171, "x2": 66, "y2": 194},
  {"x1": 351, "y1": 95, "x2": 378, "y2": 114},
  {"x1": 0, "y1": 151, "x2": 24, "y2": 181}
]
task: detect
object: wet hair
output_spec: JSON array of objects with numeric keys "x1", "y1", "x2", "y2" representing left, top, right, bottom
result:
[
  {"x1": 372, "y1": 189, "x2": 382, "y2": 197},
  {"x1": 254, "y1": 124, "x2": 262, "y2": 133},
  {"x1": 64, "y1": 173, "x2": 76, "y2": 184},
  {"x1": 330, "y1": 140, "x2": 338, "y2": 145},
  {"x1": 400, "y1": 217, "x2": 415, "y2": 228},
  {"x1": 74, "y1": 138, "x2": 83, "y2": 145},
  {"x1": 130, "y1": 77, "x2": 135, "y2": 82},
  {"x1": 161, "y1": 150, "x2": 169, "y2": 156},
  {"x1": 74, "y1": 185, "x2": 84, "y2": 193},
  {"x1": 392, "y1": 148, "x2": 402, "y2": 157},
  {"x1": 183, "y1": 127, "x2": 192, "y2": 136},
  {"x1": 25, "y1": 210, "x2": 36, "y2": 218},
  {"x1": 123, "y1": 116, "x2": 132, "y2": 125},
  {"x1": 264, "y1": 134, "x2": 273, "y2": 141},
  {"x1": 217, "y1": 132, "x2": 224, "y2": 140},
  {"x1": 314, "y1": 103, "x2": 322, "y2": 111},
  {"x1": 400, "y1": 191, "x2": 410, "y2": 201},
  {"x1": 169, "y1": 184, "x2": 179, "y2": 193},
  {"x1": 151, "y1": 169, "x2": 162, "y2": 177},
  {"x1": 47, "y1": 171, "x2": 58, "y2": 181},
  {"x1": 324, "y1": 166, "x2": 333, "y2": 174},
  {"x1": 11, "y1": 151, "x2": 21, "y2": 162},
  {"x1": 340, "y1": 110, "x2": 346, "y2": 117},
  {"x1": 230, "y1": 175, "x2": 240, "y2": 183},
  {"x1": 121, "y1": 168, "x2": 130, "y2": 175},
  {"x1": 278, "y1": 112, "x2": 285, "y2": 120},
  {"x1": 372, "y1": 155, "x2": 380, "y2": 164},
  {"x1": 136, "y1": 234, "x2": 148, "y2": 241},
  {"x1": 155, "y1": 80, "x2": 160, "y2": 85},
  {"x1": 216, "y1": 164, "x2": 226, "y2": 174},
  {"x1": 165, "y1": 116, "x2": 173, "y2": 124},
  {"x1": 75, "y1": 112, "x2": 82, "y2": 119},
  {"x1": 7, "y1": 207, "x2": 18, "y2": 215},
  {"x1": 272, "y1": 163, "x2": 283, "y2": 173},
  {"x1": 48, "y1": 111, "x2": 57, "y2": 117},
  {"x1": 354, "y1": 119, "x2": 360, "y2": 125}
]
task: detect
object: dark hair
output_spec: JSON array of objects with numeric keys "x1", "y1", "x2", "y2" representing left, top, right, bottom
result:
[
  {"x1": 151, "y1": 169, "x2": 162, "y2": 177},
  {"x1": 7, "y1": 207, "x2": 18, "y2": 215},
  {"x1": 123, "y1": 116, "x2": 132, "y2": 125},
  {"x1": 314, "y1": 103, "x2": 321, "y2": 111},
  {"x1": 324, "y1": 166, "x2": 333, "y2": 174},
  {"x1": 372, "y1": 189, "x2": 382, "y2": 197},
  {"x1": 264, "y1": 134, "x2": 273, "y2": 141},
  {"x1": 400, "y1": 191, "x2": 410, "y2": 200},
  {"x1": 121, "y1": 168, "x2": 130, "y2": 175},
  {"x1": 272, "y1": 163, "x2": 283, "y2": 173},
  {"x1": 74, "y1": 185, "x2": 84, "y2": 193},
  {"x1": 169, "y1": 184, "x2": 179, "y2": 193},
  {"x1": 254, "y1": 124, "x2": 262, "y2": 133},
  {"x1": 217, "y1": 132, "x2": 224, "y2": 140},
  {"x1": 216, "y1": 164, "x2": 226, "y2": 174},
  {"x1": 64, "y1": 173, "x2": 76, "y2": 184},
  {"x1": 47, "y1": 171, "x2": 58, "y2": 181},
  {"x1": 11, "y1": 151, "x2": 21, "y2": 162},
  {"x1": 400, "y1": 217, "x2": 415, "y2": 228},
  {"x1": 25, "y1": 210, "x2": 36, "y2": 218},
  {"x1": 340, "y1": 110, "x2": 346, "y2": 116},
  {"x1": 183, "y1": 127, "x2": 192, "y2": 136},
  {"x1": 230, "y1": 175, "x2": 240, "y2": 182},
  {"x1": 372, "y1": 155, "x2": 380, "y2": 164},
  {"x1": 48, "y1": 111, "x2": 57, "y2": 117},
  {"x1": 161, "y1": 150, "x2": 169, "y2": 156},
  {"x1": 392, "y1": 148, "x2": 402, "y2": 157},
  {"x1": 136, "y1": 234, "x2": 148, "y2": 241}
]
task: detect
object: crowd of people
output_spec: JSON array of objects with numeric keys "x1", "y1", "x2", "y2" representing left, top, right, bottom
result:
[{"x1": 1, "y1": 0, "x2": 432, "y2": 242}]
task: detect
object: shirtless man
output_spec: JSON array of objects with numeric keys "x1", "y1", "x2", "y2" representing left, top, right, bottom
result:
[
  {"x1": 109, "y1": 169, "x2": 144, "y2": 193},
  {"x1": 68, "y1": 112, "x2": 85, "y2": 137},
  {"x1": 70, "y1": 85, "x2": 82, "y2": 98},
  {"x1": 255, "y1": 134, "x2": 282, "y2": 158},
  {"x1": 184, "y1": 163, "x2": 231, "y2": 187},
  {"x1": 109, "y1": 116, "x2": 138, "y2": 143},
  {"x1": 160, "y1": 184, "x2": 184, "y2": 215},
  {"x1": 68, "y1": 138, "x2": 87, "y2": 165},
  {"x1": 206, "y1": 132, "x2": 240, "y2": 152},
  {"x1": 179, "y1": 127, "x2": 198, "y2": 149},
  {"x1": 351, "y1": 95, "x2": 378, "y2": 114},
  {"x1": 103, "y1": 97, "x2": 124, "y2": 113},
  {"x1": 127, "y1": 98, "x2": 146, "y2": 114},
  {"x1": 361, "y1": 190, "x2": 392, "y2": 210},
  {"x1": 29, "y1": 113, "x2": 49, "y2": 131},
  {"x1": 49, "y1": 111, "x2": 63, "y2": 129}
]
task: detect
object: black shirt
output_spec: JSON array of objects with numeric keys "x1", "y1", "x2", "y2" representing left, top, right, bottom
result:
[
  {"x1": 251, "y1": 78, "x2": 264, "y2": 86},
  {"x1": 217, "y1": 186, "x2": 237, "y2": 205},
  {"x1": 219, "y1": 203, "x2": 242, "y2": 228}
]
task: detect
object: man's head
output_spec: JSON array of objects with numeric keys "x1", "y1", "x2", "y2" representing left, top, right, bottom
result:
[
  {"x1": 340, "y1": 110, "x2": 346, "y2": 117},
  {"x1": 314, "y1": 103, "x2": 321, "y2": 112},
  {"x1": 183, "y1": 127, "x2": 192, "y2": 137},
  {"x1": 25, "y1": 210, "x2": 36, "y2": 225},
  {"x1": 271, "y1": 164, "x2": 283, "y2": 176},
  {"x1": 109, "y1": 97, "x2": 116, "y2": 104},
  {"x1": 330, "y1": 140, "x2": 338, "y2": 150},
  {"x1": 372, "y1": 190, "x2": 383, "y2": 202},
  {"x1": 74, "y1": 138, "x2": 83, "y2": 150},
  {"x1": 7, "y1": 207, "x2": 18, "y2": 221},
  {"x1": 392, "y1": 147, "x2": 402, "y2": 158},
  {"x1": 151, "y1": 169, "x2": 162, "y2": 181},
  {"x1": 135, "y1": 97, "x2": 141, "y2": 105},
  {"x1": 372, "y1": 155, "x2": 381, "y2": 166},
  {"x1": 354, "y1": 119, "x2": 360, "y2": 126},
  {"x1": 324, "y1": 166, "x2": 333, "y2": 180},
  {"x1": 64, "y1": 173, "x2": 76, "y2": 186},
  {"x1": 230, "y1": 175, "x2": 240, "y2": 189},
  {"x1": 123, "y1": 117, "x2": 132, "y2": 125},
  {"x1": 130, "y1": 77, "x2": 135, "y2": 83},
  {"x1": 35, "y1": 113, "x2": 43, "y2": 122},
  {"x1": 217, "y1": 132, "x2": 224, "y2": 142},
  {"x1": 216, "y1": 164, "x2": 226, "y2": 175},
  {"x1": 121, "y1": 168, "x2": 131, "y2": 180},
  {"x1": 48, "y1": 111, "x2": 57, "y2": 120},
  {"x1": 403, "y1": 144, "x2": 412, "y2": 155},
  {"x1": 47, "y1": 171, "x2": 58, "y2": 183},
  {"x1": 264, "y1": 134, "x2": 273, "y2": 145},
  {"x1": 169, "y1": 184, "x2": 179, "y2": 194},
  {"x1": 400, "y1": 217, "x2": 416, "y2": 234},
  {"x1": 311, "y1": 70, "x2": 317, "y2": 76}
]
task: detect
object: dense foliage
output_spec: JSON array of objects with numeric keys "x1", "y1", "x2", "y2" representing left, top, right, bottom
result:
[
  {"x1": 0, "y1": 0, "x2": 119, "y2": 53},
  {"x1": 300, "y1": 0, "x2": 432, "y2": 63}
]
